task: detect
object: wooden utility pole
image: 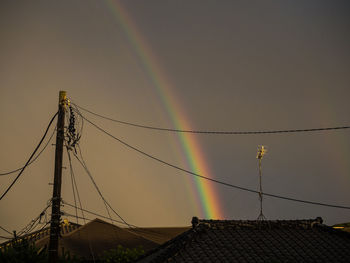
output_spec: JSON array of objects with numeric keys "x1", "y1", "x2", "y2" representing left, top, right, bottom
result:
[{"x1": 48, "y1": 91, "x2": 67, "y2": 263}]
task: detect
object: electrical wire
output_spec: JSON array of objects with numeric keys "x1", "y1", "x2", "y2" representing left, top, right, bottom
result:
[
  {"x1": 76, "y1": 145, "x2": 114, "y2": 225},
  {"x1": 73, "y1": 145, "x2": 155, "y2": 239},
  {"x1": 0, "y1": 126, "x2": 56, "y2": 176},
  {"x1": 18, "y1": 219, "x2": 41, "y2": 237},
  {"x1": 61, "y1": 211, "x2": 92, "y2": 223},
  {"x1": 64, "y1": 143, "x2": 96, "y2": 262},
  {"x1": 72, "y1": 102, "x2": 350, "y2": 135},
  {"x1": 79, "y1": 113, "x2": 350, "y2": 210},
  {"x1": 66, "y1": 148, "x2": 79, "y2": 224},
  {"x1": 72, "y1": 148, "x2": 131, "y2": 227},
  {"x1": 0, "y1": 225, "x2": 12, "y2": 235},
  {"x1": 61, "y1": 203, "x2": 172, "y2": 239},
  {"x1": 65, "y1": 146, "x2": 86, "y2": 225},
  {"x1": 1, "y1": 221, "x2": 52, "y2": 248},
  {"x1": 62, "y1": 211, "x2": 136, "y2": 232},
  {"x1": 62, "y1": 201, "x2": 131, "y2": 227},
  {"x1": 0, "y1": 112, "x2": 58, "y2": 200},
  {"x1": 34, "y1": 221, "x2": 50, "y2": 237},
  {"x1": 16, "y1": 203, "x2": 51, "y2": 238}
]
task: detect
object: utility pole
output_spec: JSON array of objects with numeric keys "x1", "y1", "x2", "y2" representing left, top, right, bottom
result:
[
  {"x1": 256, "y1": 145, "x2": 267, "y2": 220},
  {"x1": 48, "y1": 91, "x2": 67, "y2": 263}
]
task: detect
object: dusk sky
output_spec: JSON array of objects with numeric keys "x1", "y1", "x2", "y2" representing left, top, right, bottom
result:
[{"x1": 1, "y1": 0, "x2": 350, "y2": 236}]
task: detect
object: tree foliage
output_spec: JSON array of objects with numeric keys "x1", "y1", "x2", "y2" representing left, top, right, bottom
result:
[
  {"x1": 101, "y1": 245, "x2": 145, "y2": 263},
  {"x1": 0, "y1": 239, "x2": 47, "y2": 263},
  {"x1": 0, "y1": 240, "x2": 144, "y2": 263}
]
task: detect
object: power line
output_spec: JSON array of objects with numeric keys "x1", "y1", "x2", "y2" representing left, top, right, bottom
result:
[
  {"x1": 0, "y1": 225, "x2": 12, "y2": 235},
  {"x1": 79, "y1": 113, "x2": 350, "y2": 210},
  {"x1": 75, "y1": 145, "x2": 114, "y2": 225},
  {"x1": 16, "y1": 203, "x2": 51, "y2": 238},
  {"x1": 66, "y1": 148, "x2": 79, "y2": 224},
  {"x1": 72, "y1": 102, "x2": 350, "y2": 135},
  {"x1": 72, "y1": 147, "x2": 132, "y2": 227},
  {"x1": 62, "y1": 148, "x2": 96, "y2": 261},
  {"x1": 62, "y1": 210, "x2": 172, "y2": 241},
  {"x1": 64, "y1": 152, "x2": 97, "y2": 263},
  {"x1": 61, "y1": 212, "x2": 136, "y2": 231},
  {"x1": 0, "y1": 126, "x2": 56, "y2": 176},
  {"x1": 0, "y1": 112, "x2": 58, "y2": 200},
  {"x1": 62, "y1": 202, "x2": 173, "y2": 239},
  {"x1": 66, "y1": 146, "x2": 87, "y2": 225},
  {"x1": 71, "y1": 151, "x2": 152, "y2": 239},
  {"x1": 61, "y1": 211, "x2": 94, "y2": 224},
  {"x1": 62, "y1": 201, "x2": 132, "y2": 227}
]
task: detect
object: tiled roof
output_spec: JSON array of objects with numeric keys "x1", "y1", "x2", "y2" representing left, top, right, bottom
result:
[{"x1": 138, "y1": 217, "x2": 350, "y2": 262}]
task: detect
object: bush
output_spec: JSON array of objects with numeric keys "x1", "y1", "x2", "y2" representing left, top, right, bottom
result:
[
  {"x1": 101, "y1": 245, "x2": 144, "y2": 263},
  {"x1": 0, "y1": 239, "x2": 47, "y2": 263},
  {"x1": 0, "y1": 240, "x2": 144, "y2": 262}
]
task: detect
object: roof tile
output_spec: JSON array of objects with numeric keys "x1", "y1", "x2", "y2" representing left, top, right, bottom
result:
[{"x1": 138, "y1": 217, "x2": 350, "y2": 262}]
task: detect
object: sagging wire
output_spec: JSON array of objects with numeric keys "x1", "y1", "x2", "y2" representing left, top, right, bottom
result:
[
  {"x1": 0, "y1": 125, "x2": 56, "y2": 176},
  {"x1": 68, "y1": 125, "x2": 181, "y2": 238},
  {"x1": 62, "y1": 201, "x2": 130, "y2": 227},
  {"x1": 61, "y1": 209, "x2": 170, "y2": 241},
  {"x1": 63, "y1": 111, "x2": 92, "y2": 226},
  {"x1": 72, "y1": 102, "x2": 350, "y2": 135},
  {"x1": 64, "y1": 151, "x2": 95, "y2": 263},
  {"x1": 0, "y1": 112, "x2": 58, "y2": 200},
  {"x1": 0, "y1": 225, "x2": 12, "y2": 235},
  {"x1": 0, "y1": 235, "x2": 12, "y2": 240},
  {"x1": 77, "y1": 111, "x2": 350, "y2": 210},
  {"x1": 65, "y1": 148, "x2": 80, "y2": 225},
  {"x1": 64, "y1": 142, "x2": 86, "y2": 225},
  {"x1": 1, "y1": 203, "x2": 52, "y2": 249},
  {"x1": 16, "y1": 202, "x2": 51, "y2": 238},
  {"x1": 63, "y1": 104, "x2": 184, "y2": 239},
  {"x1": 73, "y1": 145, "x2": 126, "y2": 227},
  {"x1": 63, "y1": 110, "x2": 96, "y2": 263}
]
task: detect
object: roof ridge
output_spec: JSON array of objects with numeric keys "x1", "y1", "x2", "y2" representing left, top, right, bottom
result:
[
  {"x1": 195, "y1": 217, "x2": 324, "y2": 230},
  {"x1": 136, "y1": 227, "x2": 196, "y2": 262},
  {"x1": 63, "y1": 218, "x2": 124, "y2": 237}
]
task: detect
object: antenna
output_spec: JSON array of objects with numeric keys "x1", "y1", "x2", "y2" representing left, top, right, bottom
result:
[{"x1": 257, "y1": 145, "x2": 267, "y2": 220}]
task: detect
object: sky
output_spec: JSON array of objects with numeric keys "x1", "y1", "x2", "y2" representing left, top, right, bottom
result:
[{"x1": 1, "y1": 0, "x2": 350, "y2": 236}]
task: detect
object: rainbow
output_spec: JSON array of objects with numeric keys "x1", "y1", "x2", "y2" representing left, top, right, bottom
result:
[{"x1": 105, "y1": 0, "x2": 224, "y2": 219}]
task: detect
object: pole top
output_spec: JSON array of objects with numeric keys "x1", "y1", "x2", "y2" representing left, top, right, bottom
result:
[
  {"x1": 59, "y1": 91, "x2": 67, "y2": 100},
  {"x1": 59, "y1": 91, "x2": 67, "y2": 107},
  {"x1": 256, "y1": 145, "x2": 267, "y2": 160}
]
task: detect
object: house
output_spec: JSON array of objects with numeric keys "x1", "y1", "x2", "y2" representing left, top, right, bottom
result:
[
  {"x1": 34, "y1": 218, "x2": 159, "y2": 259},
  {"x1": 138, "y1": 217, "x2": 350, "y2": 262},
  {"x1": 0, "y1": 218, "x2": 189, "y2": 260},
  {"x1": 333, "y1": 222, "x2": 350, "y2": 233}
]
